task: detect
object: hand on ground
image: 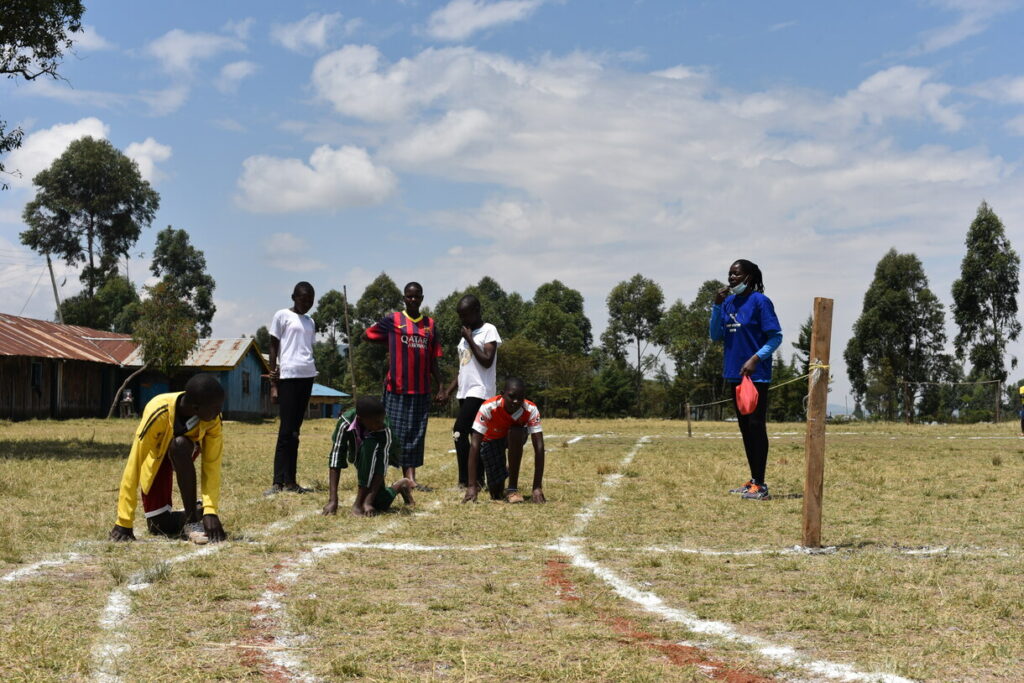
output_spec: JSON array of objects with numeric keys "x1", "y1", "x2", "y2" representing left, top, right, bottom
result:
[{"x1": 202, "y1": 514, "x2": 227, "y2": 543}]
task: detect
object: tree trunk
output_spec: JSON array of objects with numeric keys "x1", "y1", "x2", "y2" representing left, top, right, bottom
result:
[{"x1": 107, "y1": 364, "x2": 148, "y2": 418}]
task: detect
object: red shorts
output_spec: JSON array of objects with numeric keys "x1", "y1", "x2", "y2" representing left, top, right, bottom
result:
[{"x1": 141, "y1": 442, "x2": 201, "y2": 518}]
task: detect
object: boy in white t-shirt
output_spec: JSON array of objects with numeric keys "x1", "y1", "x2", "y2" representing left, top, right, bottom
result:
[
  {"x1": 438, "y1": 294, "x2": 502, "y2": 488},
  {"x1": 266, "y1": 281, "x2": 318, "y2": 496}
]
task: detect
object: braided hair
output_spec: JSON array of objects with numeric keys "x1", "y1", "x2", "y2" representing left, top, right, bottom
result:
[{"x1": 732, "y1": 259, "x2": 764, "y2": 293}]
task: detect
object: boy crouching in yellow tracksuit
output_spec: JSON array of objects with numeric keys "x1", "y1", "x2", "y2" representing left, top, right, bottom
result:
[{"x1": 109, "y1": 373, "x2": 227, "y2": 543}]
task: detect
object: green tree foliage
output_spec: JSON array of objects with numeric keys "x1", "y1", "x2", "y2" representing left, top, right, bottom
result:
[
  {"x1": 844, "y1": 249, "x2": 948, "y2": 421},
  {"x1": 765, "y1": 351, "x2": 806, "y2": 422},
  {"x1": 350, "y1": 273, "x2": 403, "y2": 396},
  {"x1": 602, "y1": 274, "x2": 664, "y2": 395},
  {"x1": 131, "y1": 281, "x2": 199, "y2": 377},
  {"x1": 150, "y1": 226, "x2": 216, "y2": 337},
  {"x1": 793, "y1": 314, "x2": 812, "y2": 376},
  {"x1": 656, "y1": 279, "x2": 726, "y2": 413},
  {"x1": 21, "y1": 137, "x2": 160, "y2": 297},
  {"x1": 583, "y1": 350, "x2": 637, "y2": 417},
  {"x1": 523, "y1": 280, "x2": 591, "y2": 354},
  {"x1": 59, "y1": 275, "x2": 140, "y2": 333},
  {"x1": 1, "y1": 0, "x2": 84, "y2": 189},
  {"x1": 311, "y1": 289, "x2": 354, "y2": 391},
  {"x1": 951, "y1": 202, "x2": 1021, "y2": 387},
  {"x1": 354, "y1": 272, "x2": 403, "y2": 327},
  {"x1": 253, "y1": 325, "x2": 271, "y2": 354}
]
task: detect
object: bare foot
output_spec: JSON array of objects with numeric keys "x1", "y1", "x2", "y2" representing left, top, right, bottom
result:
[
  {"x1": 351, "y1": 505, "x2": 366, "y2": 517},
  {"x1": 362, "y1": 503, "x2": 377, "y2": 517}
]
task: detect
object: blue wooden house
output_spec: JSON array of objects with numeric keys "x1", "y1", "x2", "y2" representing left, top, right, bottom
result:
[{"x1": 122, "y1": 338, "x2": 271, "y2": 420}]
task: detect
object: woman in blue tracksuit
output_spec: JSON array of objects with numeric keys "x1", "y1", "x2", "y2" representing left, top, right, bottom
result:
[{"x1": 709, "y1": 259, "x2": 782, "y2": 501}]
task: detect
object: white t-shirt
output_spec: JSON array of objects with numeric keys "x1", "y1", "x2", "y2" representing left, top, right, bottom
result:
[
  {"x1": 457, "y1": 322, "x2": 502, "y2": 399},
  {"x1": 270, "y1": 308, "x2": 317, "y2": 379}
]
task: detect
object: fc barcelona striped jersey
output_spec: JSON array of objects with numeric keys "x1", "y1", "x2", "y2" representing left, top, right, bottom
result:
[{"x1": 366, "y1": 311, "x2": 442, "y2": 395}]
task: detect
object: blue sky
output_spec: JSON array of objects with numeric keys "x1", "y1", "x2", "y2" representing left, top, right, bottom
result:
[{"x1": 2, "y1": 0, "x2": 1023, "y2": 404}]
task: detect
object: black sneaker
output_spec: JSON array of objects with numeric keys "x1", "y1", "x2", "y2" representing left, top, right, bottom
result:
[
  {"x1": 729, "y1": 480, "x2": 754, "y2": 494},
  {"x1": 283, "y1": 484, "x2": 312, "y2": 494},
  {"x1": 741, "y1": 483, "x2": 771, "y2": 500}
]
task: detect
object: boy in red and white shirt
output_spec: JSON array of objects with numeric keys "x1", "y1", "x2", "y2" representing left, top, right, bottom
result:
[{"x1": 462, "y1": 377, "x2": 546, "y2": 504}]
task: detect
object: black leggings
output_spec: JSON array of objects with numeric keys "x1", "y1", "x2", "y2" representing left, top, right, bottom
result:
[
  {"x1": 730, "y1": 381, "x2": 770, "y2": 484},
  {"x1": 453, "y1": 397, "x2": 485, "y2": 487},
  {"x1": 273, "y1": 377, "x2": 314, "y2": 486}
]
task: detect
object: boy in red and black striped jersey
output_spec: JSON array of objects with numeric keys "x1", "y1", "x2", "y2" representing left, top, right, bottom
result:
[{"x1": 363, "y1": 281, "x2": 445, "y2": 489}]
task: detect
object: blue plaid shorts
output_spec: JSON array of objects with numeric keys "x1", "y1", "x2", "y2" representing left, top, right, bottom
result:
[
  {"x1": 479, "y1": 437, "x2": 509, "y2": 488},
  {"x1": 383, "y1": 391, "x2": 430, "y2": 468}
]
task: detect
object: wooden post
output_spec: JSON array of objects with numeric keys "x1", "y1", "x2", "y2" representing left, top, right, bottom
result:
[
  {"x1": 685, "y1": 401, "x2": 692, "y2": 437},
  {"x1": 343, "y1": 286, "x2": 357, "y2": 401},
  {"x1": 46, "y1": 254, "x2": 63, "y2": 324},
  {"x1": 802, "y1": 297, "x2": 833, "y2": 548}
]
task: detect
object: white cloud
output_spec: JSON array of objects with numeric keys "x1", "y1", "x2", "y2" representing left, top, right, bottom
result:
[
  {"x1": 385, "y1": 109, "x2": 493, "y2": 165},
  {"x1": 271, "y1": 12, "x2": 342, "y2": 53},
  {"x1": 147, "y1": 28, "x2": 245, "y2": 74},
  {"x1": 261, "y1": 233, "x2": 326, "y2": 272},
  {"x1": 224, "y1": 17, "x2": 255, "y2": 40},
  {"x1": 140, "y1": 84, "x2": 190, "y2": 116},
  {"x1": 212, "y1": 118, "x2": 246, "y2": 132},
  {"x1": 21, "y1": 78, "x2": 131, "y2": 109},
  {"x1": 296, "y1": 43, "x2": 1024, "y2": 398},
  {"x1": 968, "y1": 75, "x2": 1024, "y2": 104},
  {"x1": 837, "y1": 66, "x2": 964, "y2": 132},
  {"x1": 74, "y1": 25, "x2": 114, "y2": 51},
  {"x1": 426, "y1": 0, "x2": 545, "y2": 41},
  {"x1": 1007, "y1": 114, "x2": 1024, "y2": 136},
  {"x1": 236, "y1": 145, "x2": 397, "y2": 213},
  {"x1": 216, "y1": 60, "x2": 258, "y2": 93},
  {"x1": 311, "y1": 45, "x2": 564, "y2": 122},
  {"x1": 125, "y1": 138, "x2": 172, "y2": 182},
  {"x1": 909, "y1": 0, "x2": 1017, "y2": 55},
  {"x1": 5, "y1": 117, "x2": 108, "y2": 188}
]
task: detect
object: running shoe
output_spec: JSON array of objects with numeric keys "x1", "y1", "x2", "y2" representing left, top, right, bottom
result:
[
  {"x1": 183, "y1": 522, "x2": 209, "y2": 545},
  {"x1": 741, "y1": 483, "x2": 771, "y2": 500},
  {"x1": 729, "y1": 480, "x2": 754, "y2": 494},
  {"x1": 283, "y1": 484, "x2": 312, "y2": 494},
  {"x1": 506, "y1": 490, "x2": 525, "y2": 504}
]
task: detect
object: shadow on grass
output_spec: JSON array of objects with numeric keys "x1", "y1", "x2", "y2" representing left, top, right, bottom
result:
[{"x1": 0, "y1": 439, "x2": 125, "y2": 460}]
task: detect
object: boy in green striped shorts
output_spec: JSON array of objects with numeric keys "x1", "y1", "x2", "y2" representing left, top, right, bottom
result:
[{"x1": 323, "y1": 396, "x2": 413, "y2": 516}]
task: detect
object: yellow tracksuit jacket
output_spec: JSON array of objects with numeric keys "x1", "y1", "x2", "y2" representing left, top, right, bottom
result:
[{"x1": 115, "y1": 392, "x2": 223, "y2": 529}]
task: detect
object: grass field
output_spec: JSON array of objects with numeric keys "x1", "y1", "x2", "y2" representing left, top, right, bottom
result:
[{"x1": 1, "y1": 417, "x2": 1022, "y2": 682}]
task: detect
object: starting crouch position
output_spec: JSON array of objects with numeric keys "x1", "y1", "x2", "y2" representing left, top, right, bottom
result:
[
  {"x1": 109, "y1": 374, "x2": 227, "y2": 543},
  {"x1": 463, "y1": 377, "x2": 546, "y2": 504}
]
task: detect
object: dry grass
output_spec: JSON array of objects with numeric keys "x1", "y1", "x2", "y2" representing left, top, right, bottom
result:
[{"x1": 0, "y1": 416, "x2": 1022, "y2": 681}]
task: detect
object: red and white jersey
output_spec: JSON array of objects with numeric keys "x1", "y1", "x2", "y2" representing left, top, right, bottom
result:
[{"x1": 472, "y1": 395, "x2": 542, "y2": 442}]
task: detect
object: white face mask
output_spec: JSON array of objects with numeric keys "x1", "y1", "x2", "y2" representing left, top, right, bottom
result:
[{"x1": 730, "y1": 282, "x2": 748, "y2": 296}]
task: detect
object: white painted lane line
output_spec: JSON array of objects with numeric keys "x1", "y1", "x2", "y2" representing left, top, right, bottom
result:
[
  {"x1": 93, "y1": 545, "x2": 221, "y2": 682},
  {"x1": 1, "y1": 552, "x2": 84, "y2": 583},
  {"x1": 255, "y1": 501, "x2": 442, "y2": 681},
  {"x1": 552, "y1": 434, "x2": 912, "y2": 683},
  {"x1": 550, "y1": 540, "x2": 913, "y2": 683},
  {"x1": 91, "y1": 509, "x2": 319, "y2": 682}
]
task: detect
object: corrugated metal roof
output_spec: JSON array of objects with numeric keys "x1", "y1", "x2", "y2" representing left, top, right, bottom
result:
[
  {"x1": 0, "y1": 313, "x2": 135, "y2": 364},
  {"x1": 122, "y1": 338, "x2": 269, "y2": 371}
]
